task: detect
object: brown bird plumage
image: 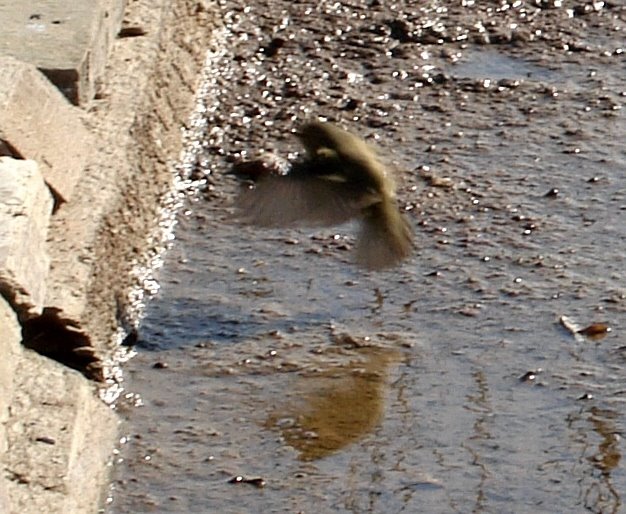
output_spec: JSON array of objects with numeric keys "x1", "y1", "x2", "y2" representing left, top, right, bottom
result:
[{"x1": 235, "y1": 122, "x2": 413, "y2": 270}]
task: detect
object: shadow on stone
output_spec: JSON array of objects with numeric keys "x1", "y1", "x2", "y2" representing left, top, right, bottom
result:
[
  {"x1": 0, "y1": 138, "x2": 23, "y2": 159},
  {"x1": 21, "y1": 307, "x2": 104, "y2": 381}
]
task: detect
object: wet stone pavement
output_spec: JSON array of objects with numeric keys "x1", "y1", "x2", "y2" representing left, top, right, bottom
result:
[{"x1": 107, "y1": 1, "x2": 626, "y2": 513}]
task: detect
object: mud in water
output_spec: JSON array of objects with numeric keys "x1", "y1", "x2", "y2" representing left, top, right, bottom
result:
[{"x1": 107, "y1": 1, "x2": 626, "y2": 513}]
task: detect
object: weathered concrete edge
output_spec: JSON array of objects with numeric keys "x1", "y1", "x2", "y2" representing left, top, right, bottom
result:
[
  {"x1": 0, "y1": 0, "x2": 128, "y2": 106},
  {"x1": 0, "y1": 56, "x2": 92, "y2": 203},
  {"x1": 4, "y1": 304, "x2": 119, "y2": 514},
  {"x1": 1, "y1": 0, "x2": 223, "y2": 512},
  {"x1": 1, "y1": 297, "x2": 116, "y2": 514},
  {"x1": 0, "y1": 298, "x2": 21, "y2": 514},
  {"x1": 44, "y1": 0, "x2": 223, "y2": 371},
  {"x1": 0, "y1": 158, "x2": 53, "y2": 318}
]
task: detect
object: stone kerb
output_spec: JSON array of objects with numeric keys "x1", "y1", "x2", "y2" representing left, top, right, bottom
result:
[
  {"x1": 0, "y1": 56, "x2": 92, "y2": 203},
  {"x1": 0, "y1": 157, "x2": 53, "y2": 320}
]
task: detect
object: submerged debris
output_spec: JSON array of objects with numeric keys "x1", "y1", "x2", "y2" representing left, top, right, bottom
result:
[
  {"x1": 577, "y1": 323, "x2": 612, "y2": 339},
  {"x1": 227, "y1": 475, "x2": 266, "y2": 488},
  {"x1": 519, "y1": 368, "x2": 543, "y2": 383},
  {"x1": 559, "y1": 316, "x2": 612, "y2": 341}
]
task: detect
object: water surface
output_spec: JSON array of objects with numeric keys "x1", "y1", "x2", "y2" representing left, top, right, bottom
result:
[{"x1": 108, "y1": 1, "x2": 626, "y2": 513}]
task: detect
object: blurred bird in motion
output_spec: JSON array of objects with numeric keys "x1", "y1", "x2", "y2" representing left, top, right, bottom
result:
[{"x1": 235, "y1": 122, "x2": 413, "y2": 270}]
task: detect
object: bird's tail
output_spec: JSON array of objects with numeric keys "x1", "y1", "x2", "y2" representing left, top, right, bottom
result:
[{"x1": 356, "y1": 200, "x2": 413, "y2": 271}]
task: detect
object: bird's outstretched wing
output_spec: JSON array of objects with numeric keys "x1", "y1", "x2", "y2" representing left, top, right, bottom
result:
[
  {"x1": 356, "y1": 200, "x2": 413, "y2": 270},
  {"x1": 233, "y1": 121, "x2": 414, "y2": 270},
  {"x1": 236, "y1": 171, "x2": 365, "y2": 228}
]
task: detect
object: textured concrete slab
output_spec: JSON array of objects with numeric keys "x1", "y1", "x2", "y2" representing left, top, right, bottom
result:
[
  {"x1": 0, "y1": 0, "x2": 127, "y2": 105},
  {"x1": 44, "y1": 0, "x2": 221, "y2": 360},
  {"x1": 0, "y1": 297, "x2": 22, "y2": 514},
  {"x1": 5, "y1": 349, "x2": 118, "y2": 514},
  {"x1": 0, "y1": 0, "x2": 222, "y2": 511},
  {"x1": 0, "y1": 298, "x2": 21, "y2": 441},
  {"x1": 0, "y1": 157, "x2": 53, "y2": 319},
  {"x1": 0, "y1": 56, "x2": 92, "y2": 202}
]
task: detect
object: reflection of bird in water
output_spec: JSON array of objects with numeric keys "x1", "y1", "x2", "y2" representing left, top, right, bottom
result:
[
  {"x1": 235, "y1": 122, "x2": 413, "y2": 270},
  {"x1": 265, "y1": 346, "x2": 400, "y2": 461}
]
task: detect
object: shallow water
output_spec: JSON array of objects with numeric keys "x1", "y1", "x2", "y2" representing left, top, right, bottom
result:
[{"x1": 107, "y1": 1, "x2": 626, "y2": 513}]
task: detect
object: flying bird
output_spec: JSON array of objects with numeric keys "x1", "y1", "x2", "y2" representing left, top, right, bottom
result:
[{"x1": 235, "y1": 122, "x2": 413, "y2": 270}]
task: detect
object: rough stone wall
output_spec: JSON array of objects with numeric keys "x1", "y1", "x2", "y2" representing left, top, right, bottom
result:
[
  {"x1": 0, "y1": 0, "x2": 222, "y2": 512},
  {"x1": 81, "y1": 0, "x2": 223, "y2": 365}
]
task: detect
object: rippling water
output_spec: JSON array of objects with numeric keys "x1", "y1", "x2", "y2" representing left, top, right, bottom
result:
[{"x1": 107, "y1": 1, "x2": 626, "y2": 513}]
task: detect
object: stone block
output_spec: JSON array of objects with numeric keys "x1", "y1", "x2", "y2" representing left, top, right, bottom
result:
[
  {"x1": 5, "y1": 350, "x2": 118, "y2": 514},
  {"x1": 0, "y1": 157, "x2": 53, "y2": 319},
  {"x1": 0, "y1": 0, "x2": 127, "y2": 105},
  {"x1": 0, "y1": 297, "x2": 22, "y2": 514},
  {"x1": 0, "y1": 297, "x2": 21, "y2": 440},
  {"x1": 0, "y1": 56, "x2": 92, "y2": 202}
]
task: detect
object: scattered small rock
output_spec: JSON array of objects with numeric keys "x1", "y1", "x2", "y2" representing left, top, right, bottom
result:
[
  {"x1": 228, "y1": 475, "x2": 266, "y2": 488},
  {"x1": 577, "y1": 323, "x2": 612, "y2": 340},
  {"x1": 118, "y1": 26, "x2": 147, "y2": 38},
  {"x1": 35, "y1": 436, "x2": 56, "y2": 445},
  {"x1": 519, "y1": 369, "x2": 543, "y2": 383}
]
